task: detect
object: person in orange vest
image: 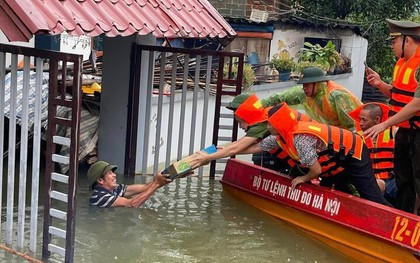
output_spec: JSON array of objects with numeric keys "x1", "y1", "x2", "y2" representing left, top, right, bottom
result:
[
  {"x1": 349, "y1": 103, "x2": 397, "y2": 203},
  {"x1": 364, "y1": 19, "x2": 420, "y2": 213},
  {"x1": 238, "y1": 103, "x2": 313, "y2": 173},
  {"x1": 261, "y1": 66, "x2": 362, "y2": 131},
  {"x1": 190, "y1": 93, "x2": 292, "y2": 173},
  {"x1": 265, "y1": 103, "x2": 391, "y2": 206}
]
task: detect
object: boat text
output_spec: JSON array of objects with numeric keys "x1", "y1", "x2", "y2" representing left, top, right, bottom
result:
[
  {"x1": 391, "y1": 216, "x2": 420, "y2": 248},
  {"x1": 252, "y1": 175, "x2": 341, "y2": 216}
]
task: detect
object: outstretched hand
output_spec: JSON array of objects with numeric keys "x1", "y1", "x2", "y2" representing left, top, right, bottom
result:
[
  {"x1": 189, "y1": 151, "x2": 210, "y2": 169},
  {"x1": 363, "y1": 122, "x2": 387, "y2": 139},
  {"x1": 155, "y1": 171, "x2": 172, "y2": 187}
]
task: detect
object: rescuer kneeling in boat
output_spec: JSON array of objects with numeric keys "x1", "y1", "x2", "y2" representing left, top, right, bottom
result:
[
  {"x1": 349, "y1": 103, "x2": 397, "y2": 205},
  {"x1": 190, "y1": 93, "x2": 294, "y2": 174},
  {"x1": 264, "y1": 103, "x2": 392, "y2": 206},
  {"x1": 87, "y1": 161, "x2": 171, "y2": 208}
]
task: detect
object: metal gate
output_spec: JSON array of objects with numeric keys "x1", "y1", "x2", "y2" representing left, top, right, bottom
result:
[
  {"x1": 127, "y1": 45, "x2": 244, "y2": 178},
  {"x1": 0, "y1": 41, "x2": 245, "y2": 262},
  {"x1": 0, "y1": 43, "x2": 82, "y2": 263}
]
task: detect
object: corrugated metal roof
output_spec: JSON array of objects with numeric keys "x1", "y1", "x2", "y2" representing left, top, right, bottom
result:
[{"x1": 0, "y1": 0, "x2": 236, "y2": 42}]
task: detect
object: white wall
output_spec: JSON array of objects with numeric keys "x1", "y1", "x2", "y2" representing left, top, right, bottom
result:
[
  {"x1": 59, "y1": 33, "x2": 91, "y2": 61},
  {"x1": 269, "y1": 25, "x2": 368, "y2": 100},
  {"x1": 0, "y1": 30, "x2": 35, "y2": 67},
  {"x1": 1, "y1": 31, "x2": 92, "y2": 62},
  {"x1": 138, "y1": 93, "x2": 218, "y2": 171}
]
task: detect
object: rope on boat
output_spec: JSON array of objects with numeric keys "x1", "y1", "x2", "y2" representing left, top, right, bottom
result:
[{"x1": 0, "y1": 244, "x2": 44, "y2": 263}]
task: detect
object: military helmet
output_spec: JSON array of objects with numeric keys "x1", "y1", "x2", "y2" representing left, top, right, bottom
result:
[
  {"x1": 297, "y1": 67, "x2": 328, "y2": 84},
  {"x1": 87, "y1": 161, "x2": 117, "y2": 189}
]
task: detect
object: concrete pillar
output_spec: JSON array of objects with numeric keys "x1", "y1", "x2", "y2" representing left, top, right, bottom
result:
[{"x1": 99, "y1": 34, "x2": 155, "y2": 170}]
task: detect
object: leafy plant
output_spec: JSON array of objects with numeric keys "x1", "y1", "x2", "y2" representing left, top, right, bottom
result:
[
  {"x1": 296, "y1": 0, "x2": 418, "y2": 80},
  {"x1": 296, "y1": 61, "x2": 327, "y2": 74},
  {"x1": 270, "y1": 54, "x2": 297, "y2": 72},
  {"x1": 297, "y1": 41, "x2": 340, "y2": 73},
  {"x1": 223, "y1": 63, "x2": 255, "y2": 90}
]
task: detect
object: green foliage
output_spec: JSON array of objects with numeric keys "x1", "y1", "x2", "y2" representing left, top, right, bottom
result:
[
  {"x1": 296, "y1": 41, "x2": 340, "y2": 73},
  {"x1": 295, "y1": 61, "x2": 327, "y2": 74},
  {"x1": 296, "y1": 0, "x2": 419, "y2": 81},
  {"x1": 223, "y1": 63, "x2": 255, "y2": 90},
  {"x1": 270, "y1": 54, "x2": 297, "y2": 72}
]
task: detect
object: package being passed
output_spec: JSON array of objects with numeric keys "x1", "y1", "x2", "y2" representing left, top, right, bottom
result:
[{"x1": 162, "y1": 145, "x2": 217, "y2": 180}]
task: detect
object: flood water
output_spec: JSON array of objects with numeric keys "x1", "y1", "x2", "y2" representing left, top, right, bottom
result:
[
  {"x1": 64, "y1": 170, "x2": 355, "y2": 263},
  {"x1": 0, "y1": 161, "x2": 356, "y2": 263}
]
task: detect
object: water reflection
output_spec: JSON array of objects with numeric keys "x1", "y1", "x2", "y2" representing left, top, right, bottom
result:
[{"x1": 72, "y1": 174, "x2": 354, "y2": 263}]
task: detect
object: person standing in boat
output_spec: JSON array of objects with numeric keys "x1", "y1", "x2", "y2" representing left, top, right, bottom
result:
[
  {"x1": 87, "y1": 161, "x2": 171, "y2": 208},
  {"x1": 364, "y1": 19, "x2": 420, "y2": 214},
  {"x1": 265, "y1": 103, "x2": 391, "y2": 206},
  {"x1": 261, "y1": 66, "x2": 362, "y2": 131},
  {"x1": 190, "y1": 93, "x2": 294, "y2": 174},
  {"x1": 349, "y1": 103, "x2": 397, "y2": 204}
]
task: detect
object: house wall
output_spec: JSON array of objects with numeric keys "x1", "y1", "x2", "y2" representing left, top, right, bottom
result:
[
  {"x1": 270, "y1": 24, "x2": 368, "y2": 99},
  {"x1": 138, "y1": 70, "x2": 354, "y2": 173},
  {"x1": 136, "y1": 93, "x2": 218, "y2": 172},
  {"x1": 0, "y1": 30, "x2": 35, "y2": 67},
  {"x1": 59, "y1": 33, "x2": 91, "y2": 61},
  {"x1": 208, "y1": 0, "x2": 285, "y2": 19},
  {"x1": 1, "y1": 31, "x2": 91, "y2": 62}
]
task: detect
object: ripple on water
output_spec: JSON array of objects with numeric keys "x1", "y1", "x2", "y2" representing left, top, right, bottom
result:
[{"x1": 66, "y1": 176, "x2": 355, "y2": 263}]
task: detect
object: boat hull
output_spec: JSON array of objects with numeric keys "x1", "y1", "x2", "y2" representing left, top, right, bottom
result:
[{"x1": 221, "y1": 159, "x2": 420, "y2": 263}]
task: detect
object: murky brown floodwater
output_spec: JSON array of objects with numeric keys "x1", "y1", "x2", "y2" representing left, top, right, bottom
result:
[
  {"x1": 67, "y1": 171, "x2": 355, "y2": 263},
  {"x1": 0, "y1": 163, "x2": 355, "y2": 263}
]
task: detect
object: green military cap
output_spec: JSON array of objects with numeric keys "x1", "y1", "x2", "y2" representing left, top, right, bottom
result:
[
  {"x1": 386, "y1": 18, "x2": 420, "y2": 37},
  {"x1": 87, "y1": 161, "x2": 118, "y2": 189},
  {"x1": 226, "y1": 93, "x2": 253, "y2": 110},
  {"x1": 297, "y1": 67, "x2": 328, "y2": 84}
]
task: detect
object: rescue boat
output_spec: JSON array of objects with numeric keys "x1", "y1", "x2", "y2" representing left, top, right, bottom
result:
[{"x1": 220, "y1": 158, "x2": 420, "y2": 263}]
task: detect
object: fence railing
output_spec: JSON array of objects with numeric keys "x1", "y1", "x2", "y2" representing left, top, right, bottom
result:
[
  {"x1": 128, "y1": 45, "x2": 243, "y2": 178},
  {"x1": 0, "y1": 43, "x2": 82, "y2": 263}
]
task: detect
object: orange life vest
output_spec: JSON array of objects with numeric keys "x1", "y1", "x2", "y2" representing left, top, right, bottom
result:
[
  {"x1": 349, "y1": 103, "x2": 395, "y2": 180},
  {"x1": 268, "y1": 145, "x2": 297, "y2": 167},
  {"x1": 235, "y1": 94, "x2": 267, "y2": 125},
  {"x1": 267, "y1": 103, "x2": 312, "y2": 167},
  {"x1": 390, "y1": 44, "x2": 420, "y2": 128},
  {"x1": 360, "y1": 129, "x2": 394, "y2": 179},
  {"x1": 269, "y1": 105, "x2": 363, "y2": 177}
]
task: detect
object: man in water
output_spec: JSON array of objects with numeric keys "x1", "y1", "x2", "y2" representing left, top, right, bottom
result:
[{"x1": 88, "y1": 161, "x2": 171, "y2": 208}]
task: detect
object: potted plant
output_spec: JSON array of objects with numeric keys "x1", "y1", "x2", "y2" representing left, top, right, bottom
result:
[
  {"x1": 296, "y1": 41, "x2": 340, "y2": 74},
  {"x1": 223, "y1": 63, "x2": 255, "y2": 91},
  {"x1": 270, "y1": 54, "x2": 296, "y2": 81},
  {"x1": 296, "y1": 60, "x2": 327, "y2": 74}
]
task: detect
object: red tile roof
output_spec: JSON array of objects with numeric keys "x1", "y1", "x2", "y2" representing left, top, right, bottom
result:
[{"x1": 0, "y1": 0, "x2": 236, "y2": 42}]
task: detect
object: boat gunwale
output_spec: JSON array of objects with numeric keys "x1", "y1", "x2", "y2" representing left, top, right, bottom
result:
[{"x1": 220, "y1": 158, "x2": 420, "y2": 255}]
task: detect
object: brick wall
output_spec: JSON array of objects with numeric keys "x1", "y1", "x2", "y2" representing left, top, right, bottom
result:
[{"x1": 208, "y1": 0, "x2": 289, "y2": 19}]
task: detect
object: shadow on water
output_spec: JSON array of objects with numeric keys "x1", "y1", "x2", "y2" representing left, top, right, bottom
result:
[{"x1": 69, "y1": 168, "x2": 355, "y2": 263}]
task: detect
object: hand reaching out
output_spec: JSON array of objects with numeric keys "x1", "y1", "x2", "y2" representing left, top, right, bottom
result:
[
  {"x1": 363, "y1": 122, "x2": 387, "y2": 139},
  {"x1": 155, "y1": 171, "x2": 172, "y2": 187},
  {"x1": 189, "y1": 151, "x2": 210, "y2": 169}
]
